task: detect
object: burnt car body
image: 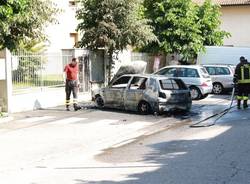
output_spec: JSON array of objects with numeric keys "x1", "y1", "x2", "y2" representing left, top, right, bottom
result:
[{"x1": 92, "y1": 74, "x2": 192, "y2": 114}]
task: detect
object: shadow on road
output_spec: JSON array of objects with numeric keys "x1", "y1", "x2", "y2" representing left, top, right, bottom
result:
[{"x1": 71, "y1": 111, "x2": 250, "y2": 183}]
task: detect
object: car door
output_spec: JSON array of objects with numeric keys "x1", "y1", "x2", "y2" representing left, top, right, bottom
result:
[
  {"x1": 124, "y1": 77, "x2": 147, "y2": 111},
  {"x1": 215, "y1": 67, "x2": 233, "y2": 88},
  {"x1": 103, "y1": 76, "x2": 131, "y2": 108}
]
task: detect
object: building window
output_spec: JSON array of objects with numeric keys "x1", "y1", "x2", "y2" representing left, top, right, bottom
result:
[
  {"x1": 70, "y1": 33, "x2": 79, "y2": 47},
  {"x1": 69, "y1": 0, "x2": 76, "y2": 6}
]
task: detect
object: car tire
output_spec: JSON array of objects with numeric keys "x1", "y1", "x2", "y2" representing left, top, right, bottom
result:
[
  {"x1": 138, "y1": 101, "x2": 151, "y2": 115},
  {"x1": 200, "y1": 94, "x2": 209, "y2": 99},
  {"x1": 213, "y1": 83, "x2": 223, "y2": 94},
  {"x1": 189, "y1": 86, "x2": 201, "y2": 100},
  {"x1": 95, "y1": 96, "x2": 104, "y2": 108}
]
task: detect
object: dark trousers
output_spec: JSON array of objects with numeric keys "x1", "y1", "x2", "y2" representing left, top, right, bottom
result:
[
  {"x1": 65, "y1": 80, "x2": 78, "y2": 108},
  {"x1": 237, "y1": 83, "x2": 249, "y2": 108}
]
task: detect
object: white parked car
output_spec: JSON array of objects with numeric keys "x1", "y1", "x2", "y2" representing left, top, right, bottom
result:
[
  {"x1": 203, "y1": 64, "x2": 235, "y2": 94},
  {"x1": 154, "y1": 65, "x2": 213, "y2": 100}
]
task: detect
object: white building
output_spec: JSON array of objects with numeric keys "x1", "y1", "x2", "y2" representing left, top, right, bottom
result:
[
  {"x1": 193, "y1": 0, "x2": 250, "y2": 47},
  {"x1": 45, "y1": 0, "x2": 79, "y2": 52}
]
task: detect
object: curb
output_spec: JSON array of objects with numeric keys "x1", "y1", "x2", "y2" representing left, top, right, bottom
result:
[{"x1": 0, "y1": 116, "x2": 14, "y2": 124}]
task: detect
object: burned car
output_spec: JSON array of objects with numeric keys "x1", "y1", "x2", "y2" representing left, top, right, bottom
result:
[{"x1": 92, "y1": 74, "x2": 192, "y2": 114}]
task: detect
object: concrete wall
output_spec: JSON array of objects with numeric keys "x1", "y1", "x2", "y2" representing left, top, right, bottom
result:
[
  {"x1": 0, "y1": 50, "x2": 12, "y2": 113},
  {"x1": 0, "y1": 48, "x2": 93, "y2": 113},
  {"x1": 10, "y1": 48, "x2": 92, "y2": 112},
  {"x1": 10, "y1": 88, "x2": 91, "y2": 113},
  {"x1": 221, "y1": 6, "x2": 250, "y2": 47},
  {"x1": 0, "y1": 80, "x2": 6, "y2": 112},
  {"x1": 197, "y1": 46, "x2": 250, "y2": 65}
]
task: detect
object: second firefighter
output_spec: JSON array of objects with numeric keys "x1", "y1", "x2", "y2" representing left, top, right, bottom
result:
[{"x1": 234, "y1": 56, "x2": 250, "y2": 109}]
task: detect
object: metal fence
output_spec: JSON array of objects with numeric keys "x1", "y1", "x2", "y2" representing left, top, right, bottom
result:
[
  {"x1": 11, "y1": 51, "x2": 161, "y2": 94},
  {"x1": 11, "y1": 51, "x2": 72, "y2": 93}
]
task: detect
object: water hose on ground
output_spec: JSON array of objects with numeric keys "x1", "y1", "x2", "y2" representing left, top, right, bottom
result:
[{"x1": 190, "y1": 87, "x2": 236, "y2": 128}]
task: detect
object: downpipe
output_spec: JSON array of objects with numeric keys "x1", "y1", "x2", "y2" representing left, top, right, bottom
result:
[{"x1": 190, "y1": 87, "x2": 236, "y2": 128}]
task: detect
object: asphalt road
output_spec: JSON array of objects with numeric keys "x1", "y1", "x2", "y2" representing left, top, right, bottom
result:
[
  {"x1": 0, "y1": 94, "x2": 243, "y2": 184},
  {"x1": 95, "y1": 106, "x2": 250, "y2": 184}
]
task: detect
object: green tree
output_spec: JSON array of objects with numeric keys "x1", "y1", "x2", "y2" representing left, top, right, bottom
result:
[
  {"x1": 0, "y1": 0, "x2": 59, "y2": 51},
  {"x1": 1, "y1": 0, "x2": 59, "y2": 87},
  {"x1": 143, "y1": 0, "x2": 202, "y2": 62},
  {"x1": 142, "y1": 0, "x2": 230, "y2": 63},
  {"x1": 197, "y1": 0, "x2": 230, "y2": 46},
  {"x1": 76, "y1": 0, "x2": 156, "y2": 81}
]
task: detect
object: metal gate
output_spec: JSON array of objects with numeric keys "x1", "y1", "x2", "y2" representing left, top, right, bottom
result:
[
  {"x1": 78, "y1": 54, "x2": 90, "y2": 92},
  {"x1": 11, "y1": 51, "x2": 73, "y2": 94}
]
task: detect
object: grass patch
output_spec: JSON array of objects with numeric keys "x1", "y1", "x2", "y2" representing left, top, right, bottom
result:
[{"x1": 13, "y1": 74, "x2": 64, "y2": 89}]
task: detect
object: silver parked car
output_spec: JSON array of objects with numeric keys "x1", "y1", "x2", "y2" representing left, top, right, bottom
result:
[
  {"x1": 203, "y1": 64, "x2": 235, "y2": 94},
  {"x1": 154, "y1": 65, "x2": 213, "y2": 100},
  {"x1": 92, "y1": 74, "x2": 192, "y2": 114}
]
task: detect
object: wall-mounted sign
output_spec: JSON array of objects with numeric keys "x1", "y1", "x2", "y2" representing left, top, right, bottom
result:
[{"x1": 0, "y1": 59, "x2": 6, "y2": 80}]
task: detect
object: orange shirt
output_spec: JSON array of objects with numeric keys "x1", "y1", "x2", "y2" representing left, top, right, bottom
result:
[{"x1": 64, "y1": 64, "x2": 78, "y2": 80}]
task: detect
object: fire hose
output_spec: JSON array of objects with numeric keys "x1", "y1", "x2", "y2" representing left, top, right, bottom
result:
[{"x1": 190, "y1": 87, "x2": 236, "y2": 128}]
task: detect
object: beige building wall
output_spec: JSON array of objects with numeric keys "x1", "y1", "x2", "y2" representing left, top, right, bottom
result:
[
  {"x1": 220, "y1": 6, "x2": 250, "y2": 47},
  {"x1": 45, "y1": 0, "x2": 79, "y2": 52}
]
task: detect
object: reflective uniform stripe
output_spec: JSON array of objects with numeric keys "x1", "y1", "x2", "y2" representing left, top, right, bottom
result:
[
  {"x1": 237, "y1": 96, "x2": 243, "y2": 100},
  {"x1": 65, "y1": 100, "x2": 71, "y2": 105},
  {"x1": 241, "y1": 66, "x2": 244, "y2": 81},
  {"x1": 239, "y1": 65, "x2": 250, "y2": 83},
  {"x1": 243, "y1": 96, "x2": 249, "y2": 100},
  {"x1": 237, "y1": 96, "x2": 248, "y2": 100},
  {"x1": 73, "y1": 99, "x2": 78, "y2": 104},
  {"x1": 238, "y1": 79, "x2": 250, "y2": 83},
  {"x1": 249, "y1": 65, "x2": 250, "y2": 78}
]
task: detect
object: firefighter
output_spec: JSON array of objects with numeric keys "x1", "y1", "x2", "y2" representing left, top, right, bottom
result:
[
  {"x1": 234, "y1": 56, "x2": 250, "y2": 109},
  {"x1": 63, "y1": 57, "x2": 82, "y2": 111}
]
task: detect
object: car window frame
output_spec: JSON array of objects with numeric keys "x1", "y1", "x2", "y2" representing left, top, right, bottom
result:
[
  {"x1": 179, "y1": 68, "x2": 200, "y2": 78},
  {"x1": 205, "y1": 66, "x2": 216, "y2": 75},
  {"x1": 159, "y1": 78, "x2": 187, "y2": 90},
  {"x1": 204, "y1": 66, "x2": 231, "y2": 76},
  {"x1": 148, "y1": 78, "x2": 158, "y2": 92},
  {"x1": 199, "y1": 67, "x2": 210, "y2": 78},
  {"x1": 110, "y1": 76, "x2": 131, "y2": 89},
  {"x1": 128, "y1": 76, "x2": 148, "y2": 90},
  {"x1": 215, "y1": 67, "x2": 230, "y2": 75},
  {"x1": 155, "y1": 67, "x2": 177, "y2": 77}
]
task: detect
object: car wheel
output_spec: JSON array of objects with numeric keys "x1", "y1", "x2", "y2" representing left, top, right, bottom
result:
[
  {"x1": 189, "y1": 86, "x2": 201, "y2": 100},
  {"x1": 95, "y1": 96, "x2": 104, "y2": 108},
  {"x1": 138, "y1": 101, "x2": 151, "y2": 115},
  {"x1": 213, "y1": 83, "x2": 223, "y2": 94}
]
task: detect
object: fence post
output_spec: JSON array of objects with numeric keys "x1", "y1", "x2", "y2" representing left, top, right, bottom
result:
[
  {"x1": 5, "y1": 49, "x2": 13, "y2": 113},
  {"x1": 0, "y1": 49, "x2": 13, "y2": 113},
  {"x1": 40, "y1": 55, "x2": 43, "y2": 90}
]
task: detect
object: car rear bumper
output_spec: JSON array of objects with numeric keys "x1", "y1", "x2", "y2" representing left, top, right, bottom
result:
[
  {"x1": 158, "y1": 102, "x2": 192, "y2": 112},
  {"x1": 199, "y1": 86, "x2": 213, "y2": 95}
]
